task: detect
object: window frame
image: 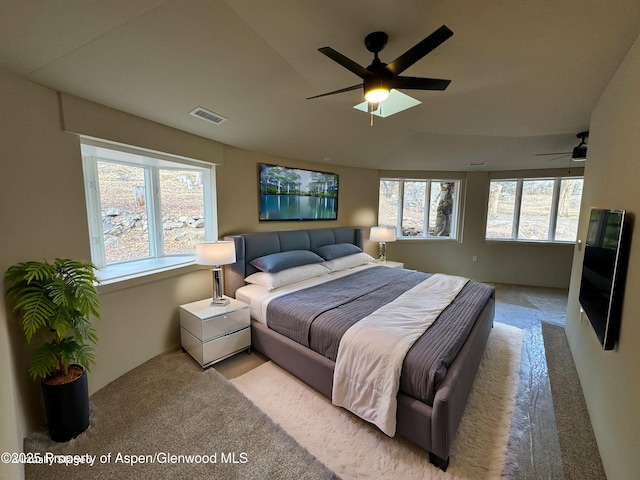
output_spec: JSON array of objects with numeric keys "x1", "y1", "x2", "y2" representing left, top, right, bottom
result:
[
  {"x1": 81, "y1": 138, "x2": 217, "y2": 282},
  {"x1": 379, "y1": 178, "x2": 462, "y2": 241},
  {"x1": 485, "y1": 175, "x2": 583, "y2": 243}
]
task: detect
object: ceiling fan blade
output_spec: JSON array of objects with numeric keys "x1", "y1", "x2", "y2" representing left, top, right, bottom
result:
[
  {"x1": 385, "y1": 25, "x2": 454, "y2": 76},
  {"x1": 306, "y1": 83, "x2": 363, "y2": 100},
  {"x1": 393, "y1": 76, "x2": 451, "y2": 91},
  {"x1": 318, "y1": 47, "x2": 372, "y2": 79}
]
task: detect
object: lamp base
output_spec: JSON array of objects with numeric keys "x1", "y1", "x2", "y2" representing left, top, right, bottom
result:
[
  {"x1": 211, "y1": 297, "x2": 230, "y2": 306},
  {"x1": 378, "y1": 241, "x2": 387, "y2": 263},
  {"x1": 211, "y1": 267, "x2": 229, "y2": 306}
]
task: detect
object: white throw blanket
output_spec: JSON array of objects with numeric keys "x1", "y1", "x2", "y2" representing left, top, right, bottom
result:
[{"x1": 332, "y1": 273, "x2": 469, "y2": 436}]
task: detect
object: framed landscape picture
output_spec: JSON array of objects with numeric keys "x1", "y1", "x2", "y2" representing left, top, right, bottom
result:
[{"x1": 258, "y1": 163, "x2": 339, "y2": 221}]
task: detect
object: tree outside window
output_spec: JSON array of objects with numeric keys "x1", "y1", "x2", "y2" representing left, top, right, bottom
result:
[{"x1": 379, "y1": 179, "x2": 460, "y2": 239}]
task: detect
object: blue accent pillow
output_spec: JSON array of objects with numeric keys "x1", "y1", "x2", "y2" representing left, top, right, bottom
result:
[
  {"x1": 313, "y1": 243, "x2": 363, "y2": 261},
  {"x1": 250, "y1": 250, "x2": 324, "y2": 273}
]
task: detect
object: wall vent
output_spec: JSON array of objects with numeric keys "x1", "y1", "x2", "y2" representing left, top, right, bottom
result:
[{"x1": 189, "y1": 106, "x2": 227, "y2": 125}]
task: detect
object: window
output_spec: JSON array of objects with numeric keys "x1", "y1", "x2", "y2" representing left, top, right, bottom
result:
[
  {"x1": 486, "y1": 177, "x2": 583, "y2": 242},
  {"x1": 378, "y1": 179, "x2": 461, "y2": 239},
  {"x1": 81, "y1": 139, "x2": 216, "y2": 281}
]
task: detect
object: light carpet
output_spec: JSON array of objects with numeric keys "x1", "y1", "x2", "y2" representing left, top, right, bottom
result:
[
  {"x1": 24, "y1": 351, "x2": 339, "y2": 480},
  {"x1": 231, "y1": 322, "x2": 524, "y2": 480}
]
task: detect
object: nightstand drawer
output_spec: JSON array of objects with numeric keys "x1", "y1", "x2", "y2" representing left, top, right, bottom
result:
[
  {"x1": 181, "y1": 306, "x2": 249, "y2": 341},
  {"x1": 181, "y1": 326, "x2": 250, "y2": 368}
]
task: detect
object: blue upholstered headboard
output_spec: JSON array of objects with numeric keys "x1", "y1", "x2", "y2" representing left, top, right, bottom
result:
[{"x1": 222, "y1": 227, "x2": 364, "y2": 298}]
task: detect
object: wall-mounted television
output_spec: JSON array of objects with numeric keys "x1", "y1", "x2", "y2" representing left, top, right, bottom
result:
[
  {"x1": 258, "y1": 163, "x2": 338, "y2": 221},
  {"x1": 579, "y1": 208, "x2": 631, "y2": 350}
]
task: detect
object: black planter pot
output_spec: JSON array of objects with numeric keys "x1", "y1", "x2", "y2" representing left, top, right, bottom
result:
[{"x1": 41, "y1": 365, "x2": 90, "y2": 442}]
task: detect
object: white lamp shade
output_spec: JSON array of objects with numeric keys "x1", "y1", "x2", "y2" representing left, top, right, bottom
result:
[
  {"x1": 196, "y1": 241, "x2": 236, "y2": 266},
  {"x1": 370, "y1": 226, "x2": 396, "y2": 242}
]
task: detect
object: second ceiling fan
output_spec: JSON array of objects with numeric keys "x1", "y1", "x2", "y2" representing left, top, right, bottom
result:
[
  {"x1": 307, "y1": 25, "x2": 454, "y2": 110},
  {"x1": 536, "y1": 131, "x2": 589, "y2": 161}
]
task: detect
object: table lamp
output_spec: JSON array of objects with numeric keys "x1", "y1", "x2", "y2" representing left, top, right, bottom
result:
[
  {"x1": 196, "y1": 241, "x2": 236, "y2": 305},
  {"x1": 370, "y1": 226, "x2": 396, "y2": 263}
]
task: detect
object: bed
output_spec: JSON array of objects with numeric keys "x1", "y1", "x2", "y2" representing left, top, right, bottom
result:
[{"x1": 223, "y1": 227, "x2": 495, "y2": 470}]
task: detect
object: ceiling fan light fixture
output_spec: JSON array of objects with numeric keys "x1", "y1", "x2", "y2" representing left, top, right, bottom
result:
[
  {"x1": 364, "y1": 87, "x2": 390, "y2": 103},
  {"x1": 354, "y1": 89, "x2": 421, "y2": 118},
  {"x1": 364, "y1": 76, "x2": 392, "y2": 103},
  {"x1": 571, "y1": 131, "x2": 589, "y2": 160},
  {"x1": 572, "y1": 145, "x2": 587, "y2": 160}
]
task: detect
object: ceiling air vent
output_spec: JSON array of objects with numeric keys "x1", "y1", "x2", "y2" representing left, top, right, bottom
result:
[{"x1": 189, "y1": 106, "x2": 227, "y2": 125}]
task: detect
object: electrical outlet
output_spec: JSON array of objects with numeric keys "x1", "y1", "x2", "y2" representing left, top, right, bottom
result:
[{"x1": 472, "y1": 255, "x2": 478, "y2": 262}]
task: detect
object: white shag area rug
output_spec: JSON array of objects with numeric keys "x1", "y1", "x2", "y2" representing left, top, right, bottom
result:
[{"x1": 231, "y1": 322, "x2": 523, "y2": 480}]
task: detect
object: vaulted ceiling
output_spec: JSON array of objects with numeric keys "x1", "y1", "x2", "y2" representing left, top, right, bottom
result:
[{"x1": 2, "y1": 0, "x2": 640, "y2": 171}]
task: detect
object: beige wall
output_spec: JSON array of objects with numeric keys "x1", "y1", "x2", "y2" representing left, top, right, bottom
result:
[
  {"x1": 217, "y1": 151, "x2": 577, "y2": 288},
  {"x1": 59, "y1": 92, "x2": 224, "y2": 166},
  {"x1": 0, "y1": 67, "x2": 380, "y2": 479},
  {"x1": 0, "y1": 70, "x2": 202, "y2": 480},
  {"x1": 565, "y1": 32, "x2": 640, "y2": 479},
  {"x1": 1, "y1": 70, "x2": 92, "y2": 480},
  {"x1": 216, "y1": 145, "x2": 381, "y2": 254},
  {"x1": 380, "y1": 170, "x2": 578, "y2": 287}
]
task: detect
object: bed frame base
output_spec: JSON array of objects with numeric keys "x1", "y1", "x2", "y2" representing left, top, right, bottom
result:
[
  {"x1": 249, "y1": 295, "x2": 494, "y2": 471},
  {"x1": 428, "y1": 452, "x2": 450, "y2": 471}
]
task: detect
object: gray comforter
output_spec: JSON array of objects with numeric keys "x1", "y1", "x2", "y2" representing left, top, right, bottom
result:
[{"x1": 266, "y1": 266, "x2": 495, "y2": 405}]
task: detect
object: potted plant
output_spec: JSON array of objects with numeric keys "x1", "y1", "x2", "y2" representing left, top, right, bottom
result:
[{"x1": 4, "y1": 258, "x2": 100, "y2": 442}]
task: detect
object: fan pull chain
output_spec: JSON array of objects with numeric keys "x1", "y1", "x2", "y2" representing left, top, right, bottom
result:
[{"x1": 368, "y1": 101, "x2": 382, "y2": 126}]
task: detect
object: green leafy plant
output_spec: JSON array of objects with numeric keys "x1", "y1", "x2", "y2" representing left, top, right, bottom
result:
[{"x1": 4, "y1": 259, "x2": 100, "y2": 381}]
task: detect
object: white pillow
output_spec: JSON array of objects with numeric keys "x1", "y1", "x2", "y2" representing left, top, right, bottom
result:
[
  {"x1": 321, "y1": 252, "x2": 374, "y2": 272},
  {"x1": 244, "y1": 263, "x2": 329, "y2": 290}
]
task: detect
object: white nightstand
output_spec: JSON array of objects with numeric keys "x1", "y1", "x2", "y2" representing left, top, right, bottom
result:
[
  {"x1": 180, "y1": 297, "x2": 250, "y2": 368},
  {"x1": 371, "y1": 260, "x2": 404, "y2": 269}
]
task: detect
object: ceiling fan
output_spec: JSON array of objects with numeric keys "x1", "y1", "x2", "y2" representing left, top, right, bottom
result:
[
  {"x1": 536, "y1": 131, "x2": 589, "y2": 161},
  {"x1": 307, "y1": 25, "x2": 453, "y2": 110}
]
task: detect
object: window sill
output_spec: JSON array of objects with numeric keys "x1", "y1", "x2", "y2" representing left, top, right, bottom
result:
[
  {"x1": 484, "y1": 239, "x2": 576, "y2": 246},
  {"x1": 96, "y1": 256, "x2": 200, "y2": 293},
  {"x1": 396, "y1": 237, "x2": 459, "y2": 242}
]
